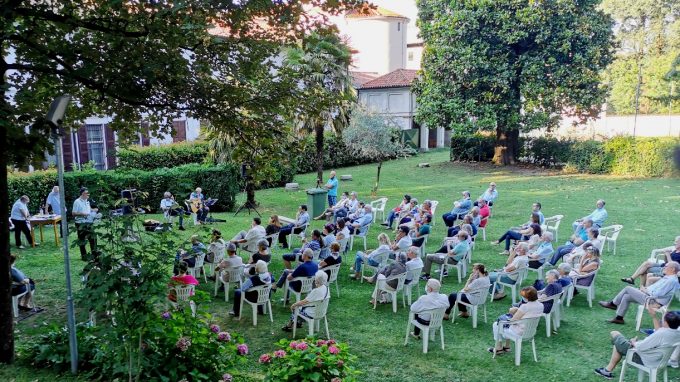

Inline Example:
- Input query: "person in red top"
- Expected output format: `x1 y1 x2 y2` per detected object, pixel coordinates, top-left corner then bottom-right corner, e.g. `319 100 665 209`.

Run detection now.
478 199 490 228
167 261 199 302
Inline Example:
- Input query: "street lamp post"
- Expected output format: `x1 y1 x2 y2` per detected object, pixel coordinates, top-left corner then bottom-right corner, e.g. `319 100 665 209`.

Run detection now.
46 95 78 374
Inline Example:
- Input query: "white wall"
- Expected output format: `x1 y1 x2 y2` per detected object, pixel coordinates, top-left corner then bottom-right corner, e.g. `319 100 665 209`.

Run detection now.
345 17 407 75
553 114 680 139
406 45 423 70
358 87 414 129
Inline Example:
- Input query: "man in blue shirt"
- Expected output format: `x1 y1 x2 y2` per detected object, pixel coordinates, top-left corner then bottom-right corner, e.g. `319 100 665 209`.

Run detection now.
323 170 338 207
573 199 607 231
273 249 318 303
442 191 472 227
278 205 310 249
348 205 373 235
599 261 680 324
46 186 62 215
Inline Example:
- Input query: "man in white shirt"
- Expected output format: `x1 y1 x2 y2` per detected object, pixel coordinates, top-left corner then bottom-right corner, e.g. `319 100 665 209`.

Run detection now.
404 246 424 285
595 310 680 379
160 191 186 230
391 226 413 254
231 217 267 253
72 188 98 260
409 278 449 339
10 195 35 248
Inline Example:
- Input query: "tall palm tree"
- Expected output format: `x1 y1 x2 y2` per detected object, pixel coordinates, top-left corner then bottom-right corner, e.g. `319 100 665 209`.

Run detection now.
284 31 356 182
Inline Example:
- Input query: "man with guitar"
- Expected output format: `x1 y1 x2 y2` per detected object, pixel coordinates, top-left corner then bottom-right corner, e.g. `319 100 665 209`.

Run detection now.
189 187 209 224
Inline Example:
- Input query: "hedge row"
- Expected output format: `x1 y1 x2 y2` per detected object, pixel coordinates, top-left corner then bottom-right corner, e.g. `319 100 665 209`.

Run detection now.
117 141 210 171
450 135 680 177
7 163 240 214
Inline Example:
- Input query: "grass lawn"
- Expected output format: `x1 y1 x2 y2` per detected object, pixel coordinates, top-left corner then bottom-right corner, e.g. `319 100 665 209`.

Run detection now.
2 148 680 382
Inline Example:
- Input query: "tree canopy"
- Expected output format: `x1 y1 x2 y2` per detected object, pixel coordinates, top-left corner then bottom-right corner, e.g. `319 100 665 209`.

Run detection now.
414 0 615 164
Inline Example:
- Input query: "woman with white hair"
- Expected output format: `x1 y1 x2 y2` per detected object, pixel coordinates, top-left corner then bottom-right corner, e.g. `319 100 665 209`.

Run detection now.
408 278 449 339
159 191 186 231
351 232 392 280
229 260 271 318
537 269 563 314
282 270 330 332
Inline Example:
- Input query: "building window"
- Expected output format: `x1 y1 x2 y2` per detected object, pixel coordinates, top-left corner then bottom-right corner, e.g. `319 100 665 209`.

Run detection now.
397 22 401 31
408 51 414 61
85 124 106 170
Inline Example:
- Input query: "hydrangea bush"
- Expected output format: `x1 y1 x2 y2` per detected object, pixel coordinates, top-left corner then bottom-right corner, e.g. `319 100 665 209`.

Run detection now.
260 338 359 382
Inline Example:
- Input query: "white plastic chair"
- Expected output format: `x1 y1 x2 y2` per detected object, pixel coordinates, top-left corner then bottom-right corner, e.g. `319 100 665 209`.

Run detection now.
618 342 679 382
567 269 599 307
187 253 207 283
174 285 196 316
493 317 541 366
12 288 29 318
634 291 678 331
479 216 489 241
650 246 675 263
402 266 424 307
404 308 446 354
437 247 471 284
412 233 429 258
370 197 388 222
264 232 279 250
360 250 390 283
238 284 273 326
293 297 331 338
184 200 198 226
599 224 623 255
337 237 349 255
325 264 342 297
527 260 549 281
491 266 528 304
373 272 408 313
429 200 439 226
283 276 315 306
214 265 244 302
451 286 489 329
543 215 564 243
349 223 372 251
289 223 309 248
204 247 225 277
540 292 563 337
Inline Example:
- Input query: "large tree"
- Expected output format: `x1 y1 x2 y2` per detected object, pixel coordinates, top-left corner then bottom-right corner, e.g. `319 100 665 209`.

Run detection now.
414 0 615 164
284 31 355 182
0 0 362 364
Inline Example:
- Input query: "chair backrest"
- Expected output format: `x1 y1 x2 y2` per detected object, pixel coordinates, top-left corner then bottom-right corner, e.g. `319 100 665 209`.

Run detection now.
545 215 564 231
292 276 315 294
430 200 439 216
175 285 195 302
337 237 349 253
541 292 563 314
265 232 279 243
602 225 623 241
358 222 372 237
406 266 423 286
226 265 245 284
650 246 674 262
466 285 490 305
519 317 541 340
574 269 599 287
312 249 321 262
370 198 388 212
247 284 272 304
308 297 331 319
325 264 341 283
193 253 206 268
421 308 447 330
390 272 408 292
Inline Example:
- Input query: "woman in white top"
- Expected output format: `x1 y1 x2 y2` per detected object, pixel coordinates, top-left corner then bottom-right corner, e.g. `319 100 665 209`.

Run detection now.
282 271 329 331
445 263 491 320
489 286 543 355
206 229 226 264
351 232 392 280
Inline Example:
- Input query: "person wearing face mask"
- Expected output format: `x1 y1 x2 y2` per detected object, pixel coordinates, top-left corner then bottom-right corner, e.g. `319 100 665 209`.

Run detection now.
231 217 266 253
408 278 449 339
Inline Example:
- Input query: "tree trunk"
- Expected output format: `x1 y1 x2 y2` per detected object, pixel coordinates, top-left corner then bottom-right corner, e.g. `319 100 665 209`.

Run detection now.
372 161 382 196
315 124 324 185
492 128 519 165
0 71 14 363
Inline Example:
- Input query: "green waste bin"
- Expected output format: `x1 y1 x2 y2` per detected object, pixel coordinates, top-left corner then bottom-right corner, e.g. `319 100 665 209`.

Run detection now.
306 188 328 218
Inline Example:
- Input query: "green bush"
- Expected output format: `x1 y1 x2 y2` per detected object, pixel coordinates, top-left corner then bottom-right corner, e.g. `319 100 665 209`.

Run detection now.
7 164 240 213
604 136 678 177
521 137 574 167
449 134 496 162
117 141 210 171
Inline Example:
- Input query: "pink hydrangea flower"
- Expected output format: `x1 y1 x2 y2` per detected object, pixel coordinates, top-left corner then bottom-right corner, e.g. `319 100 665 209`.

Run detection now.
273 350 287 358
237 344 249 355
217 332 231 342
327 339 336 345
222 374 233 382
259 353 272 364
289 341 298 349
175 337 191 352
210 324 220 333
296 342 308 351
316 339 327 347
328 345 339 355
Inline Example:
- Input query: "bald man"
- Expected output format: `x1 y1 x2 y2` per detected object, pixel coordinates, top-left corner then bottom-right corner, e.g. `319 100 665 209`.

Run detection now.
324 170 338 207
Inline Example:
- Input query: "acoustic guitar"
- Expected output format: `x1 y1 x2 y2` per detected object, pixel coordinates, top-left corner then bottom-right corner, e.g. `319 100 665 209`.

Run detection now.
189 198 203 214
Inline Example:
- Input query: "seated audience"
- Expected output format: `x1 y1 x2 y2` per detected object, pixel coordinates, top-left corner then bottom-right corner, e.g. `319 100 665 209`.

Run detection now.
569 245 601 283
159 191 187 230
599 262 680 325
390 226 413 256
448 215 477 238
368 253 408 303
534 263 572 290
347 205 373 235
621 236 680 286
265 214 283 240
410 214 432 248
492 221 541 255
351 233 392 280
527 232 554 269
445 263 491 320
334 192 359 221
335 218 350 242
217 243 244 283
281 271 330 332
442 191 472 227
396 198 419 226
314 191 350 221
167 261 199 302
549 221 595 265
382 194 412 230
319 224 336 260
489 243 530 300
278 205 310 249
282 229 323 269
231 217 266 253
408 279 449 339
347 201 366 222
573 199 607 231
536 270 563 314
273 249 318 304
420 231 470 280
594 311 680 380
173 235 206 274
245 240 271 275
229 260 272 317
476 182 498 207
319 242 343 277
488 286 543 355
206 229 226 264
403 246 424 284
10 254 35 311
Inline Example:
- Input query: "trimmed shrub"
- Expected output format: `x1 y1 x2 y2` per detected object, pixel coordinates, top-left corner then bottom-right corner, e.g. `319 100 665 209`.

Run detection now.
521 137 574 168
604 136 678 177
117 141 210 171
450 134 496 162
8 164 240 213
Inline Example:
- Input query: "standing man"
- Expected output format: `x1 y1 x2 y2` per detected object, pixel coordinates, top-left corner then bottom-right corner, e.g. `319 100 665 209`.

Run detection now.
72 187 98 261
10 195 35 249
46 186 62 215
323 170 338 208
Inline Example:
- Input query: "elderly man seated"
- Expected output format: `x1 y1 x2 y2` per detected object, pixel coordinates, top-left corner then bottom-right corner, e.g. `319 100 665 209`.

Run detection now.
489 242 530 300
420 231 470 280
621 235 680 286
527 232 554 270
476 182 498 207
231 217 266 253
272 248 318 304
573 199 607 231
549 220 595 265
442 191 472 227
599 261 680 325
408 278 449 339
594 311 680 380
368 253 408 304
347 205 373 235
